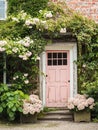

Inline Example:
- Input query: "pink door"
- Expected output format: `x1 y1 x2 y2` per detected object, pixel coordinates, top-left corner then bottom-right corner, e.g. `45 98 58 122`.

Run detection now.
46 51 70 107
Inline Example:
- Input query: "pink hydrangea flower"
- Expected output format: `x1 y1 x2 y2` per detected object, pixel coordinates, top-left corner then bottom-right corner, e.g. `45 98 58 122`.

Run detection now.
23 94 42 115
67 94 95 112
87 97 94 105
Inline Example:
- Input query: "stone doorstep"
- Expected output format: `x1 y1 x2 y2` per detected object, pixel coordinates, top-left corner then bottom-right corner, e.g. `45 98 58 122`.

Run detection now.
38 114 73 121
38 109 73 121
46 110 72 115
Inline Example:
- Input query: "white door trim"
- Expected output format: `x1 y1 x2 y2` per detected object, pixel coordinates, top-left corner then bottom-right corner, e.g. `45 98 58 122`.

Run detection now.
40 42 77 107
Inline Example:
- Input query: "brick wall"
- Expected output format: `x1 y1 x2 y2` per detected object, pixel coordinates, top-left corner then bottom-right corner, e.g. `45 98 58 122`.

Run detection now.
52 0 98 23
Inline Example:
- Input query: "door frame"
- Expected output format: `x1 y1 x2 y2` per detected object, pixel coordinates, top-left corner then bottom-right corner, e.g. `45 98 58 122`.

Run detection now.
40 42 77 107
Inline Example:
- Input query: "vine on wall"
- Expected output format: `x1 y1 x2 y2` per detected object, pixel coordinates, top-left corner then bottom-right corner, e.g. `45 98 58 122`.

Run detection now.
0 0 98 121
0 0 98 98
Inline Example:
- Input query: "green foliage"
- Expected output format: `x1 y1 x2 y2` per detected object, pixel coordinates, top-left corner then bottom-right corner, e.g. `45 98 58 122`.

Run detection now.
68 13 96 44
0 84 8 94
78 43 98 92
93 118 98 122
7 0 49 17
11 72 32 93
0 84 28 121
82 86 98 119
0 18 30 39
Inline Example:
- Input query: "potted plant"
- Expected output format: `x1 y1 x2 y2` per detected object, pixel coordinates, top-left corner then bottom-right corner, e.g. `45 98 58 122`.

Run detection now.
67 94 95 122
20 94 43 123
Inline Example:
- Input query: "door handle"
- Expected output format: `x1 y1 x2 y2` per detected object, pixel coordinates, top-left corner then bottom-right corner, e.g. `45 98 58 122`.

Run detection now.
68 80 70 82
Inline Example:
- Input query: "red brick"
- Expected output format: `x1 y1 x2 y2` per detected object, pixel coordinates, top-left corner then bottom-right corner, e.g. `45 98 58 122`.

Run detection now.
51 0 98 22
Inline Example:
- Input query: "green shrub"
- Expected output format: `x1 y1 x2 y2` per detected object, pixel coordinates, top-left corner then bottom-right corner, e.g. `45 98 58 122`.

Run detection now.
0 84 28 121
83 84 98 119
7 0 49 16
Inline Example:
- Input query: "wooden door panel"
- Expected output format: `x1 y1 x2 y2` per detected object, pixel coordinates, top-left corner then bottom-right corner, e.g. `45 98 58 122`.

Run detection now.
60 69 68 82
46 51 70 107
48 69 56 82
48 86 55 103
60 86 68 102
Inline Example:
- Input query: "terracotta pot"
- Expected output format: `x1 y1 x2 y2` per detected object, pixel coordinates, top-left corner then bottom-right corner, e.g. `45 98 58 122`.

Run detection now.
74 110 91 122
20 113 37 123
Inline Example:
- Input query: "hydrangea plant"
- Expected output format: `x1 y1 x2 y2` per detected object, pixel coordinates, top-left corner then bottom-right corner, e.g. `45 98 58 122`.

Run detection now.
67 94 95 112
23 94 43 115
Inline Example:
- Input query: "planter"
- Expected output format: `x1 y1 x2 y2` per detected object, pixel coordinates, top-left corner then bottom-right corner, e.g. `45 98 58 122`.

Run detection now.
74 110 91 122
20 113 37 123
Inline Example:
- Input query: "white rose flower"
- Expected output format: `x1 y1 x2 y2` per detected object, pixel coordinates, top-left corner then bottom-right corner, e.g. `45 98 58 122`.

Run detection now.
0 40 7 46
13 77 16 80
25 36 30 41
19 55 23 58
23 56 28 60
45 11 53 18
39 10 42 13
32 18 40 24
36 56 40 60
40 20 47 24
60 28 66 34
0 47 5 52
24 73 28 77
16 76 19 78
24 42 30 47
25 20 32 26
12 17 19 22
26 51 32 57
12 47 18 53
30 40 34 44
24 80 29 84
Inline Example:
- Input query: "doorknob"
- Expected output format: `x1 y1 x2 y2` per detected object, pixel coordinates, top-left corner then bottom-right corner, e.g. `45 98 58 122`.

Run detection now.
68 80 70 82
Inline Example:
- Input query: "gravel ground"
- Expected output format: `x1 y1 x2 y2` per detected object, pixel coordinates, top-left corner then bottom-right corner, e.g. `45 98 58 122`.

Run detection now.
0 121 98 130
